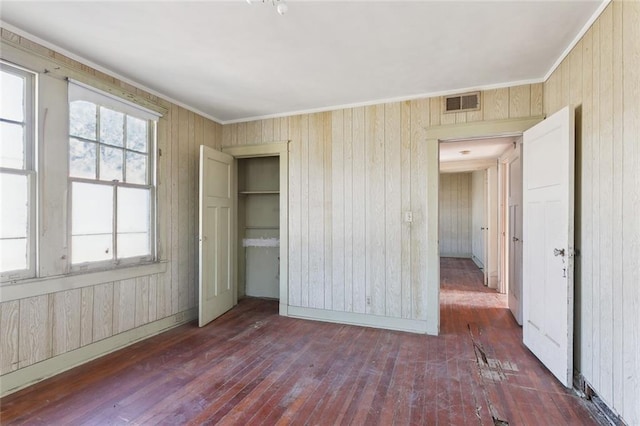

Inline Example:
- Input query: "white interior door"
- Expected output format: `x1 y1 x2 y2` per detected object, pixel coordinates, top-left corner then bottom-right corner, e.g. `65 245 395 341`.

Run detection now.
199 146 235 327
522 106 575 387
508 151 523 325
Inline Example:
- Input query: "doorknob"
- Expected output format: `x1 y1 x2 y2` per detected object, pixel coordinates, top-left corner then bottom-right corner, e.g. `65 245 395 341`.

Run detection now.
553 248 565 257
512 237 520 242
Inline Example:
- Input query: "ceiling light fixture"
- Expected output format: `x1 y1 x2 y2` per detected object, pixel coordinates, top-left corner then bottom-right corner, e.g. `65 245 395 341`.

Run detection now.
246 0 288 16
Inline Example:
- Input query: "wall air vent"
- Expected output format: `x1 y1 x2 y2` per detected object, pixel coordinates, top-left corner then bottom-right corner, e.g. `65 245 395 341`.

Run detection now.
444 92 481 113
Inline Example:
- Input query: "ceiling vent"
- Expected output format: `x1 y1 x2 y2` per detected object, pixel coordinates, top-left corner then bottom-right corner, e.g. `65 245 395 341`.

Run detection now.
444 92 480 113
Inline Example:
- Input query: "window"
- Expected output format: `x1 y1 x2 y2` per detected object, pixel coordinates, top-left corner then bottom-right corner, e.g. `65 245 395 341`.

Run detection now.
68 81 158 269
0 63 36 280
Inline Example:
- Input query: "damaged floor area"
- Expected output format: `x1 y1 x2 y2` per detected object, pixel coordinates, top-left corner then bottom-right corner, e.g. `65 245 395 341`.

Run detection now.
1 258 602 425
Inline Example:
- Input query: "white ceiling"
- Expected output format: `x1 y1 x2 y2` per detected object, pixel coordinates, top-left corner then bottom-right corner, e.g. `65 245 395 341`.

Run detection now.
440 136 517 163
0 1 603 123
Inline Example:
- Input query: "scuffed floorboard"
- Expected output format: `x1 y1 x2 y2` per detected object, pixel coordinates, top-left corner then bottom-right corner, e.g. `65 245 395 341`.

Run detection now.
1 258 603 425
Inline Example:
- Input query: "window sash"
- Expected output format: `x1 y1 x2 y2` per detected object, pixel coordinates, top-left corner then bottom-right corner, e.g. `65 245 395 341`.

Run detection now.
69 177 155 270
0 62 36 282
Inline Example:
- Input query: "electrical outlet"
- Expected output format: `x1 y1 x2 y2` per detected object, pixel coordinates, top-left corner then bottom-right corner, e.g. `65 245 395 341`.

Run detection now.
174 312 186 323
366 297 371 306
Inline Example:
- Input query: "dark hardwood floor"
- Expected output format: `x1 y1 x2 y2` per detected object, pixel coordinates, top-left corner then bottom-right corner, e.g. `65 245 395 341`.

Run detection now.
1 258 603 425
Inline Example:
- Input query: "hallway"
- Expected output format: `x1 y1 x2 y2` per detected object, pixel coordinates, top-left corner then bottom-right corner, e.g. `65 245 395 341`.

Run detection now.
1 258 602 424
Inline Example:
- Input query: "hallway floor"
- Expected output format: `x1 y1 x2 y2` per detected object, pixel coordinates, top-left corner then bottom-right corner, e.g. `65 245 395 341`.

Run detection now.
1 258 603 425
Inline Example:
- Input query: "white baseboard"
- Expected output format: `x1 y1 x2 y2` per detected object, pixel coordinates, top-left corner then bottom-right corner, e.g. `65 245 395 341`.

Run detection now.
0 308 197 398
287 306 429 334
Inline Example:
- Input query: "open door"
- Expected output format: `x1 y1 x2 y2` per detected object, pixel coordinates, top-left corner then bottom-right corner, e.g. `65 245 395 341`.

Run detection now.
522 105 575 387
199 145 235 327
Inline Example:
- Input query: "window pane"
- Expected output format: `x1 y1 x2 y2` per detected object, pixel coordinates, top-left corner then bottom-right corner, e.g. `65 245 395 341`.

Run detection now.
126 151 147 184
100 146 123 181
118 233 149 259
0 70 25 122
0 173 28 239
69 101 97 140
117 187 149 233
69 138 97 179
72 182 113 264
1 122 24 169
117 187 150 258
72 235 112 263
0 238 27 273
0 173 28 272
100 107 124 147
126 116 147 152
72 182 113 235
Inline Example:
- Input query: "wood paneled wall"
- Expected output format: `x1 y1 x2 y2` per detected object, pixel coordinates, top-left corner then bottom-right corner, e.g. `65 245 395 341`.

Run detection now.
439 173 472 257
0 30 222 380
543 1 639 424
221 84 542 321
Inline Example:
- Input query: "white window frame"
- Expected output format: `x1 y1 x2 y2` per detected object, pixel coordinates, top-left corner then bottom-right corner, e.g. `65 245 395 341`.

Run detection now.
0 62 37 282
67 80 159 272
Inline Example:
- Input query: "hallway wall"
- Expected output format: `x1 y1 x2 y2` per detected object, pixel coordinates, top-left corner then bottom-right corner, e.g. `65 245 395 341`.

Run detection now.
439 173 472 258
543 1 640 423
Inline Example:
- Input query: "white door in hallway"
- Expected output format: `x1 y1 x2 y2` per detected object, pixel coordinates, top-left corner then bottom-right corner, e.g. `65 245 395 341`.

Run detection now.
522 105 575 387
199 146 235 327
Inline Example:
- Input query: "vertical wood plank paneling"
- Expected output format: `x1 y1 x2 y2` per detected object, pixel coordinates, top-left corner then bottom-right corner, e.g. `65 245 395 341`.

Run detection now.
308 113 324 309
288 115 302 306
343 109 354 312
331 109 345 311
400 101 412 318
92 282 113 342
352 107 367 313
508 85 531 118
544 3 640 422
148 274 157 322
622 1 640 423
410 99 429 320
530 83 543 116
365 105 386 316
610 0 624 411
590 17 601 394
309 113 325 309
170 105 180 315
0 301 20 375
439 173 472 257
262 118 274 142
157 113 169 263
300 114 310 308
18 295 50 368
580 28 594 382
237 122 247 146
157 103 170 321
178 107 190 312
135 276 150 328
460 174 472 255
440 174 451 255
188 113 198 310
385 102 402 318
429 98 440 127
80 287 93 346
323 112 333 309
52 289 81 356
113 280 136 334
483 88 509 120
246 121 262 144
597 5 614 405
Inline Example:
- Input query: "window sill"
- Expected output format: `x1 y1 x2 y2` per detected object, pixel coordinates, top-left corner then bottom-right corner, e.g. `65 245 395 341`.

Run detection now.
0 261 168 303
